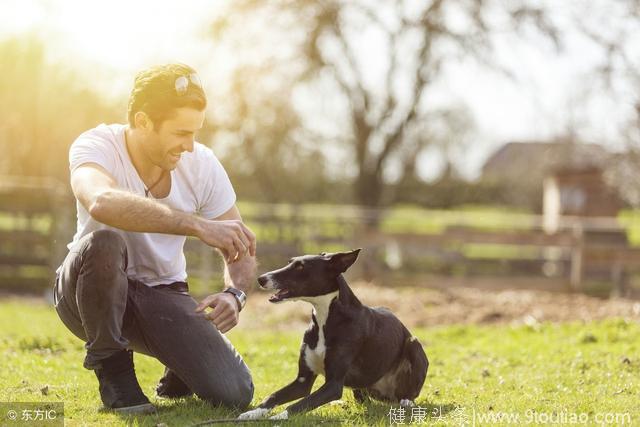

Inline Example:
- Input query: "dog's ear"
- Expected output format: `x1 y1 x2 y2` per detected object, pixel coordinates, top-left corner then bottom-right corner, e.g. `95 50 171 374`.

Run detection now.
329 249 361 273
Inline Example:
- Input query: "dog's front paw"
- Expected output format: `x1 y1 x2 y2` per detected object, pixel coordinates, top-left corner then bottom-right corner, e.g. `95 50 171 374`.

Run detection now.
399 399 415 407
238 407 270 420
269 410 289 420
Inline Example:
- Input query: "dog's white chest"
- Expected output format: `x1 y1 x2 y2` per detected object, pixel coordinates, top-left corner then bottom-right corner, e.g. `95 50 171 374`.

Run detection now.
301 292 337 376
304 331 326 375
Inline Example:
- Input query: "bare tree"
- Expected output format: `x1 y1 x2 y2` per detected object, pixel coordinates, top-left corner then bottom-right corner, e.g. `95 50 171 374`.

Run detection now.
211 0 561 208
575 1 640 205
205 65 330 202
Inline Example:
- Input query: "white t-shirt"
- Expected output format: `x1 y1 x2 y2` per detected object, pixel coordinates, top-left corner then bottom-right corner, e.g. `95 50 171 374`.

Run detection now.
63 123 236 286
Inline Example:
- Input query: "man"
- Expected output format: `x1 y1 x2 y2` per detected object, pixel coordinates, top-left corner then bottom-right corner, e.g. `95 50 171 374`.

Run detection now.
52 63 257 414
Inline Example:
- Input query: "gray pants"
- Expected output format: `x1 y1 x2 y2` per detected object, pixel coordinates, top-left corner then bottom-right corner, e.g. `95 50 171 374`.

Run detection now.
53 229 254 409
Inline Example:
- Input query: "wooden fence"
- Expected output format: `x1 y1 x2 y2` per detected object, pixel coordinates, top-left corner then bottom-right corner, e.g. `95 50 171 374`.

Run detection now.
0 177 70 293
235 206 640 295
1 181 640 295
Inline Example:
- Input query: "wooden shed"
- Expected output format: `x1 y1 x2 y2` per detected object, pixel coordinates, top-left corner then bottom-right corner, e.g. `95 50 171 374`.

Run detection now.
543 166 624 233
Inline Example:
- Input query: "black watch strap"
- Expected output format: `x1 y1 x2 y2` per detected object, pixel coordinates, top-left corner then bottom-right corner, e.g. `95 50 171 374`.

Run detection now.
224 287 246 311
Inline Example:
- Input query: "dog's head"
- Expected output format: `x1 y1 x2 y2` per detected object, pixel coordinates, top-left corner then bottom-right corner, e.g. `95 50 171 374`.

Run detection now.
257 249 361 303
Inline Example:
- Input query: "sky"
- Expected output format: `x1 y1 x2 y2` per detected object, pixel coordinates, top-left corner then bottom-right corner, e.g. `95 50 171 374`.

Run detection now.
1 0 218 96
1 0 636 180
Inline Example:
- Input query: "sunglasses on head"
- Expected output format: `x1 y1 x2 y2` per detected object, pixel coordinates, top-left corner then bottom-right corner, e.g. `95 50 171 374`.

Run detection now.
174 73 203 95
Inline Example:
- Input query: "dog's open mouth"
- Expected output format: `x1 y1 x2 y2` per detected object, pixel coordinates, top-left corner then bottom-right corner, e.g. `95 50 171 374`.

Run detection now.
269 288 290 303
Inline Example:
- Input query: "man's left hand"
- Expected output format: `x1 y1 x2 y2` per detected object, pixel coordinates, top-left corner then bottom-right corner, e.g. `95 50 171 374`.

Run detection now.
195 292 240 333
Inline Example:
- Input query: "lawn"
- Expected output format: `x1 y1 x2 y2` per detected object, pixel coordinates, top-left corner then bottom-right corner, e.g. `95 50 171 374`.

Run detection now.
0 298 638 426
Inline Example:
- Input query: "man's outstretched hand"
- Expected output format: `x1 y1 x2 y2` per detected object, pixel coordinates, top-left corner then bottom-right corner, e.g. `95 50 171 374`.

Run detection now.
196 219 256 264
195 292 240 333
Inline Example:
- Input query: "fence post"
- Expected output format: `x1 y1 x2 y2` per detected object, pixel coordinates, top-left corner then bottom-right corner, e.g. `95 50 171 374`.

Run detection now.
51 190 73 274
569 221 584 291
610 254 627 297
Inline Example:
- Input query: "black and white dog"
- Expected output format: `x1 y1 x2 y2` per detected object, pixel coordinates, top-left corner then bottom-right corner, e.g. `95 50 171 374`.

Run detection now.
238 249 428 420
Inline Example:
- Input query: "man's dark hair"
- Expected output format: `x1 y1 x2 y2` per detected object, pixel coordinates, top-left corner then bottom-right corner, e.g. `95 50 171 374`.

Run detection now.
127 63 207 129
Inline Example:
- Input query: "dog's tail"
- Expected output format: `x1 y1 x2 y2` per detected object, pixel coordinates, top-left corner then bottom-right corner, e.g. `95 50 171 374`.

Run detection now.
400 336 429 400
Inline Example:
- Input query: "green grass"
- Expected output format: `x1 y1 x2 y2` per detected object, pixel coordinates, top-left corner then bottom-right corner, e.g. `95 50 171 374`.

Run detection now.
235 202 539 236
3 203 640 241
237 203 640 250
0 213 52 233
618 209 640 247
1 299 639 426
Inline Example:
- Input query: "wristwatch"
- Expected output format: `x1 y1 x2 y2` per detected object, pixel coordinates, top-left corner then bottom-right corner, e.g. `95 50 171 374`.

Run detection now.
224 287 247 311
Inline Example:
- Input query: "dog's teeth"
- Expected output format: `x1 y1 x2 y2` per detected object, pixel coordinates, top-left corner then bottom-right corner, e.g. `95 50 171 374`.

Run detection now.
268 288 290 303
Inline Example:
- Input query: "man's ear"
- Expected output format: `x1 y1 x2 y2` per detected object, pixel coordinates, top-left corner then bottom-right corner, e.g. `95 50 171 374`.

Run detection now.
134 111 154 132
329 249 361 273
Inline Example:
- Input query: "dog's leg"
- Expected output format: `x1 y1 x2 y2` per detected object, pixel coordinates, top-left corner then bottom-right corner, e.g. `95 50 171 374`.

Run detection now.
353 389 370 403
238 347 317 420
395 336 429 402
270 378 344 419
270 347 355 419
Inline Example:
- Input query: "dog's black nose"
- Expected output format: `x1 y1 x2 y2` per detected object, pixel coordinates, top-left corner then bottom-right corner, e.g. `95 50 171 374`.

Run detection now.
257 275 268 288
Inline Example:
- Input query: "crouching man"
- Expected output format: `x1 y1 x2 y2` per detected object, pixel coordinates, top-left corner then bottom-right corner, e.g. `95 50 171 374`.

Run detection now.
53 63 256 414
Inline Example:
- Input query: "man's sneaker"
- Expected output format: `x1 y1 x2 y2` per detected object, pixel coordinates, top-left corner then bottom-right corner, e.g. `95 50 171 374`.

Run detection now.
156 367 193 399
94 349 156 414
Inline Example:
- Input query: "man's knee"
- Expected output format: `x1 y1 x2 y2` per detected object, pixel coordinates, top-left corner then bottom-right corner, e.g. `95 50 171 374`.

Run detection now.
87 229 126 254
82 230 127 274
232 376 254 410
196 371 254 410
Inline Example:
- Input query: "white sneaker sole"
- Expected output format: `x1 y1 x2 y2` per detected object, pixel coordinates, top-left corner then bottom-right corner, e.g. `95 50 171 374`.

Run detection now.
101 402 157 415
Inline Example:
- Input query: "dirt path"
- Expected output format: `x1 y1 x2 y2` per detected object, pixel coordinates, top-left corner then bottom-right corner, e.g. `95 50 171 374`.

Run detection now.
3 281 639 330
242 281 640 330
